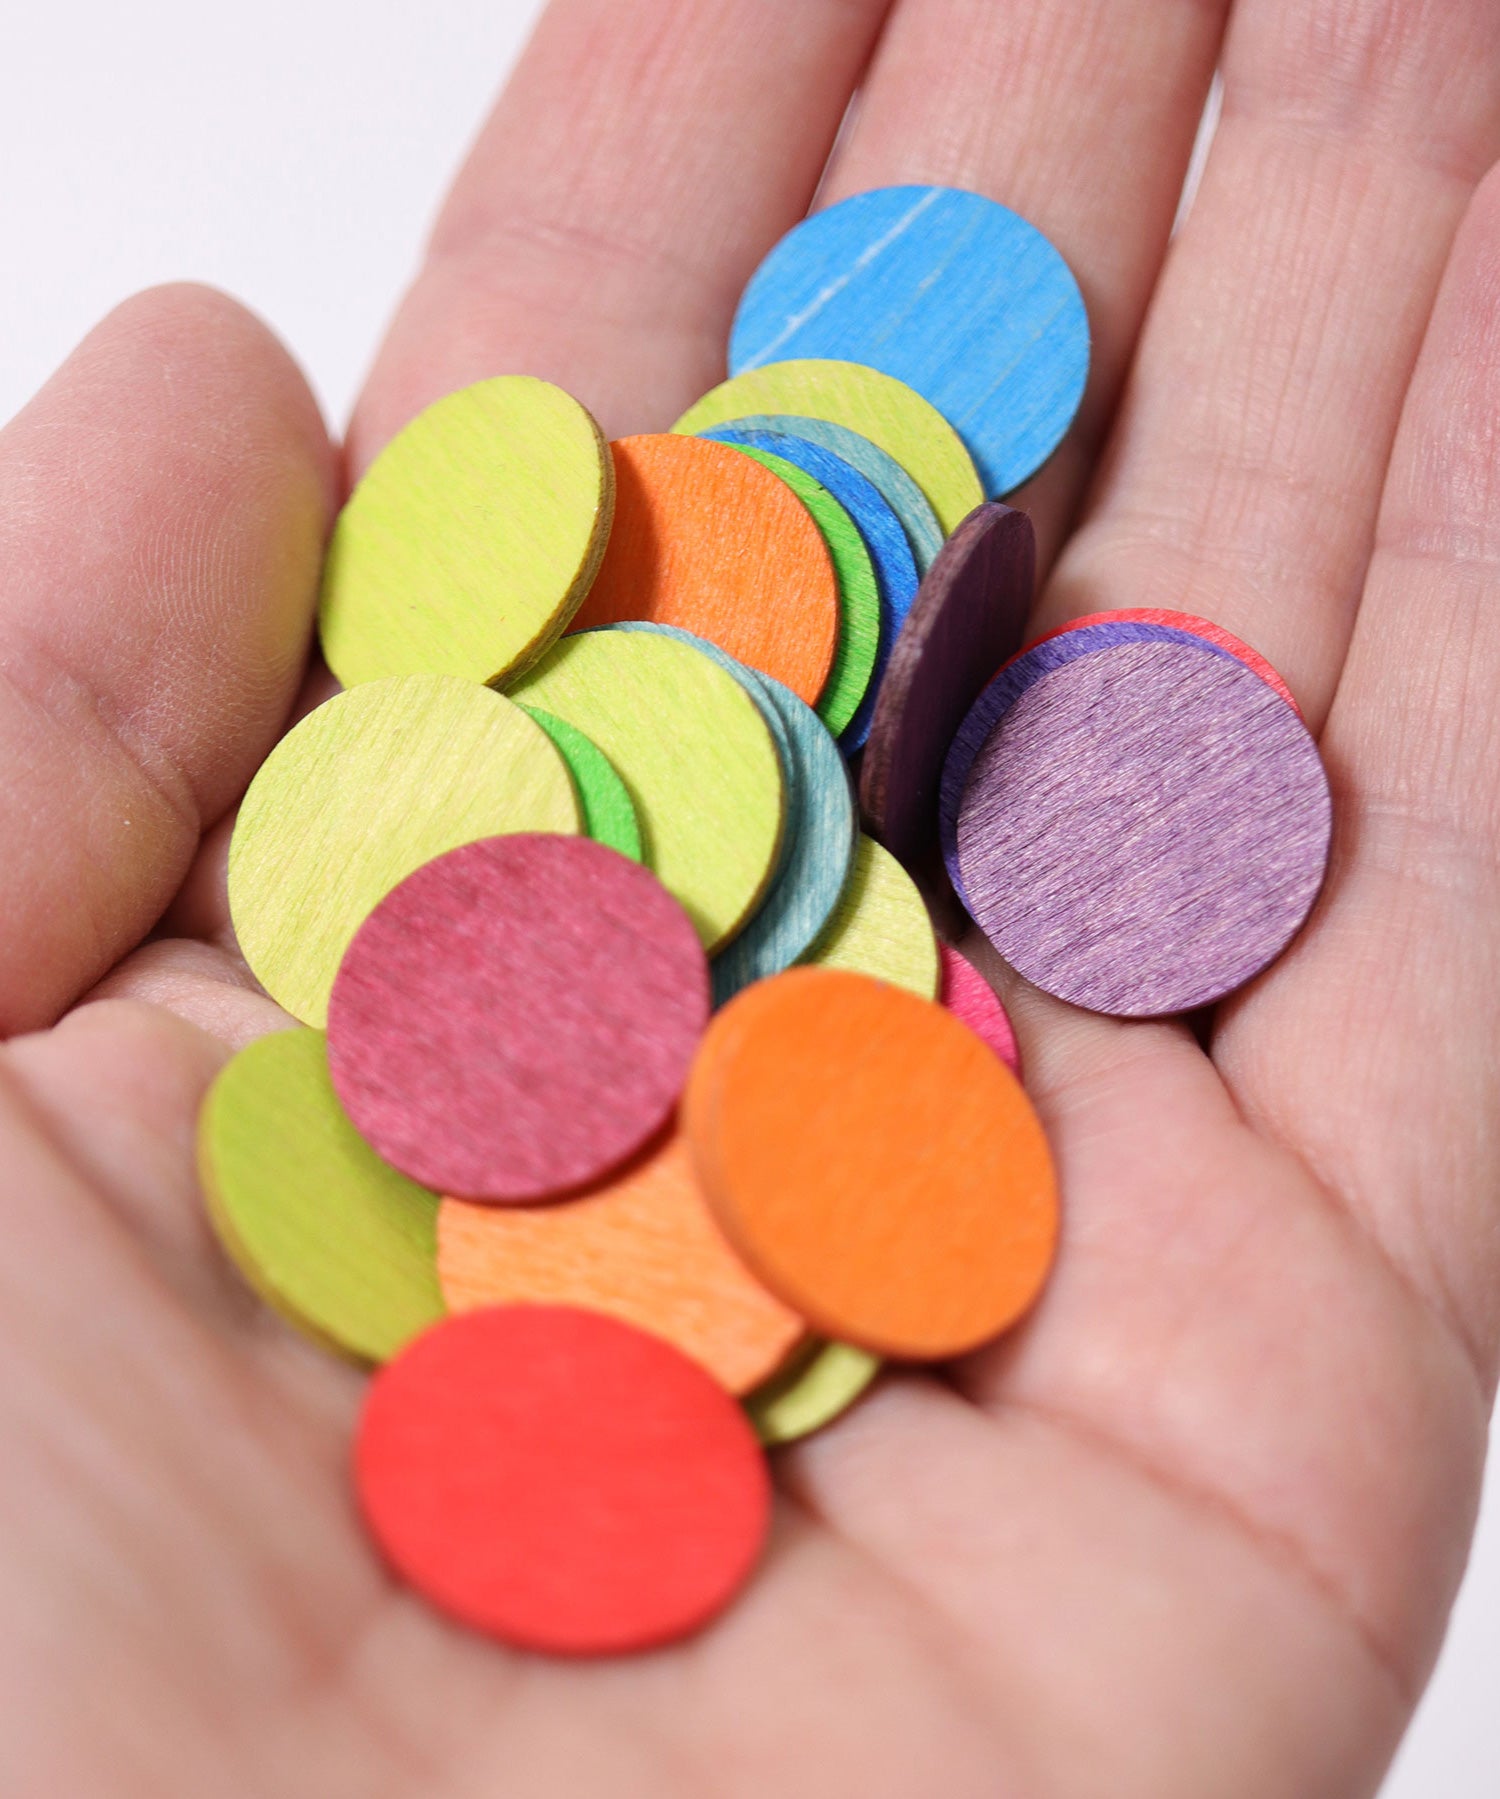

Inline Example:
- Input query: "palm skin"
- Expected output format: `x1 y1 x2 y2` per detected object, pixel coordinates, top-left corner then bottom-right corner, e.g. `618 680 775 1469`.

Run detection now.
5 1 1500 1793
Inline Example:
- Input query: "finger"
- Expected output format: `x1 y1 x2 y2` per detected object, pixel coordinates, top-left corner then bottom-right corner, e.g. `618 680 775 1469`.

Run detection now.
819 0 1232 560
1044 0 1500 724
352 0 894 468
0 284 336 1035
1214 162 1500 1378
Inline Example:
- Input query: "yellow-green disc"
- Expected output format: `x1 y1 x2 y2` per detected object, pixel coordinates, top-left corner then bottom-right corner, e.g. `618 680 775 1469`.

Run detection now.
801 832 939 997
745 1340 882 1447
198 1028 445 1364
509 629 784 951
519 705 643 862
319 376 614 687
229 673 579 1026
673 360 983 537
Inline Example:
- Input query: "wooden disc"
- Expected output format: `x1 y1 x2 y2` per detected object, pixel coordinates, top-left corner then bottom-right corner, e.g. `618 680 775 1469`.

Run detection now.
438 1129 806 1395
715 442 882 742
518 706 641 861
684 968 1058 1359
744 1340 881 1447
229 675 579 1027
956 639 1332 1015
1026 609 1301 716
712 670 858 1005
327 835 709 1201
198 1027 444 1364
730 187 1089 497
714 413 944 571
320 377 612 688
673 360 982 536
938 943 1020 1077
356 1306 771 1654
860 504 1035 871
567 434 837 706
509 629 785 951
801 833 938 999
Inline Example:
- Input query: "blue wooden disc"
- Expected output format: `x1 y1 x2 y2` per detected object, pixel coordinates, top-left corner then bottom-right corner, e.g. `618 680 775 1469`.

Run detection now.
703 427 919 750
712 671 857 1005
730 187 1090 498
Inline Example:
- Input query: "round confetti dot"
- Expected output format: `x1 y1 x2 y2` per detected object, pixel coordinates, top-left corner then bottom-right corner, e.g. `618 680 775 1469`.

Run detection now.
320 377 612 688
567 434 838 706
685 968 1057 1359
673 360 982 537
861 502 1035 873
327 834 710 1202
518 706 641 862
730 187 1089 497
198 1028 444 1364
438 1129 806 1395
715 413 944 572
802 833 938 999
956 639 1332 1016
712 669 857 1005
1028 608 1301 717
229 675 579 1027
940 619 1241 900
510 629 785 951
356 1307 771 1655
938 943 1020 1077
745 1340 881 1447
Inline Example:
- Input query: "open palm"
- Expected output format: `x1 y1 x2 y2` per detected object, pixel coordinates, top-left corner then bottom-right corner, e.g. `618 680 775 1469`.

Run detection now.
6 1 1500 1792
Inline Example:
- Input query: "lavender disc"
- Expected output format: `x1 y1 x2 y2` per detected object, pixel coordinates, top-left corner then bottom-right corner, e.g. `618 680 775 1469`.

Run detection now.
956 639 1331 1016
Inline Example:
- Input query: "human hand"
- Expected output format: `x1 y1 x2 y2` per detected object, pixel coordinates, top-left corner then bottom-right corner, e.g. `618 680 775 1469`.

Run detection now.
4 2 1500 1793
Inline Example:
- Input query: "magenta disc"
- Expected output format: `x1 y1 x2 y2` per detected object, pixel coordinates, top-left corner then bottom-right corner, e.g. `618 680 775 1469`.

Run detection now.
327 834 709 1201
955 639 1331 1016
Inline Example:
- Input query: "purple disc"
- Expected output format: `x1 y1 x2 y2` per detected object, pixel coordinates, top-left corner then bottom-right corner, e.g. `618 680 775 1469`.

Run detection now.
940 619 1240 899
955 639 1331 1017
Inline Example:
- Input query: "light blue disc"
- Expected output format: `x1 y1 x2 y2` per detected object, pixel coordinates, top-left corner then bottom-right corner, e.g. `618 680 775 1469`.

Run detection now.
703 427 919 752
713 412 943 572
711 670 857 1006
729 186 1090 498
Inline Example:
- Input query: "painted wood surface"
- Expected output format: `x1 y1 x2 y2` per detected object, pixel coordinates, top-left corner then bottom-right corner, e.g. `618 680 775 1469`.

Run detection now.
744 1339 881 1447
801 832 938 1000
519 705 642 861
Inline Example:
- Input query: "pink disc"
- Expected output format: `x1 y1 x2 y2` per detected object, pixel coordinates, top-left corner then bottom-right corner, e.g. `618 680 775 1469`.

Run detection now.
938 943 1020 1076
356 1307 771 1654
327 834 709 1201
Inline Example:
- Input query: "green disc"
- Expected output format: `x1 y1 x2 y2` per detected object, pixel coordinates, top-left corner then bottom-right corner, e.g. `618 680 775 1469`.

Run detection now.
519 706 642 862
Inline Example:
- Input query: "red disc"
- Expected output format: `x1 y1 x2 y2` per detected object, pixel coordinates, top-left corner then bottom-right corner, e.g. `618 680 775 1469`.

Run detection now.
938 943 1020 1077
326 834 709 1202
355 1307 771 1654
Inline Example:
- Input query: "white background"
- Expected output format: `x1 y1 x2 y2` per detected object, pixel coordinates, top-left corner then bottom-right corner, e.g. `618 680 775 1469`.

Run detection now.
2 5 1495 1790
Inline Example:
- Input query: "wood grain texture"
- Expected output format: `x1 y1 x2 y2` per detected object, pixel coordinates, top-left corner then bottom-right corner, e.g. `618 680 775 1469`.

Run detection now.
518 705 641 862
714 412 944 572
509 629 785 951
356 1307 770 1655
729 187 1089 498
566 434 837 706
672 360 982 537
712 669 857 1006
437 1129 806 1396
719 443 879 740
956 640 1332 1016
938 942 1020 1077
198 1027 444 1364
320 376 613 687
228 674 579 1027
705 428 918 751
684 967 1058 1359
326 835 710 1202
744 1339 881 1447
860 503 1035 872
801 833 938 999
939 620 1240 903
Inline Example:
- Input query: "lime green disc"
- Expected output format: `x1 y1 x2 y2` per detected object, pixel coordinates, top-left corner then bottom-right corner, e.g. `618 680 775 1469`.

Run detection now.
801 832 938 997
745 1340 882 1446
519 706 642 862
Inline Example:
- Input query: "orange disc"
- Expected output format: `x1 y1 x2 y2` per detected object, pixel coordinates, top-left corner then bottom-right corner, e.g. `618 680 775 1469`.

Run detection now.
568 434 839 706
437 1129 807 1395
684 968 1058 1360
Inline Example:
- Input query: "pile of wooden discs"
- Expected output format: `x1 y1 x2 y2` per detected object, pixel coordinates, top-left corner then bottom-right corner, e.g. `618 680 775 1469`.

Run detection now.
199 185 1329 1655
